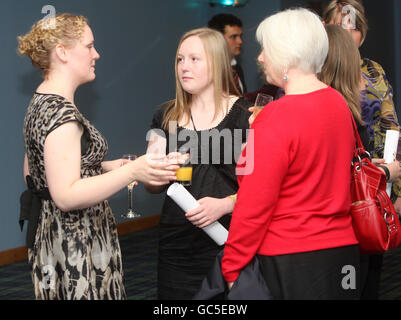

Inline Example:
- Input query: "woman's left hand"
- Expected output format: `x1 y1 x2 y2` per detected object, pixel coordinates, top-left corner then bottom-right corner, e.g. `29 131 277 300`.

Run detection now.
373 158 401 182
185 197 233 228
372 158 385 165
385 160 401 182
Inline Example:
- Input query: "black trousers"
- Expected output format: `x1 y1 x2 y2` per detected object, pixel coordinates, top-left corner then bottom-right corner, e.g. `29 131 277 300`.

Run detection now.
258 245 361 300
360 253 383 300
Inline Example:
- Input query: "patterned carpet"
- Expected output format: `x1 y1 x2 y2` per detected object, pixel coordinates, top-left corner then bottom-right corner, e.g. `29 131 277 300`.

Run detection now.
0 227 159 300
1 226 401 300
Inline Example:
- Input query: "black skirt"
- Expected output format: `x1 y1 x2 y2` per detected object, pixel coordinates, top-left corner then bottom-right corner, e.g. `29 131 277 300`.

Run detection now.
258 245 361 300
157 223 224 300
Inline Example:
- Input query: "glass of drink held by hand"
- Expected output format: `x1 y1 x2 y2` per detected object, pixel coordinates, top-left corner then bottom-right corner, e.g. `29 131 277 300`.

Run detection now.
121 154 141 219
249 93 274 126
253 93 274 117
176 149 192 187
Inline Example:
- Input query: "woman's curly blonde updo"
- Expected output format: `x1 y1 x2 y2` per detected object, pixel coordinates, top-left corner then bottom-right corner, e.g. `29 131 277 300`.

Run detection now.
17 13 88 77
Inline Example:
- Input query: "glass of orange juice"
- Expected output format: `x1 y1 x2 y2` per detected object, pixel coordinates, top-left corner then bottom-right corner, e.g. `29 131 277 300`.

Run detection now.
176 149 192 186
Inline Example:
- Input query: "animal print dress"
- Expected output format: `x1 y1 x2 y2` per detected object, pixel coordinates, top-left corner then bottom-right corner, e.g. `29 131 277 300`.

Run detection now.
23 93 126 300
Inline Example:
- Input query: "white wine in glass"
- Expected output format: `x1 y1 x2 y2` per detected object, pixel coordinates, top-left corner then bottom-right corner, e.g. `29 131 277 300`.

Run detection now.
121 154 141 219
253 93 273 117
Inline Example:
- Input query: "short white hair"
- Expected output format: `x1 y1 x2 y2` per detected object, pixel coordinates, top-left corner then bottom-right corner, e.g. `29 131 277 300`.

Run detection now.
256 8 328 75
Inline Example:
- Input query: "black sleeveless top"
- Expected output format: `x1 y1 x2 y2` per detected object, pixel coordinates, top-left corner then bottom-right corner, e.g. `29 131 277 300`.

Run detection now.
150 97 252 225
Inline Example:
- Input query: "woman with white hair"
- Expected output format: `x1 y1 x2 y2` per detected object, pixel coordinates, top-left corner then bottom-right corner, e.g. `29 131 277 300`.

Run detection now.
221 8 360 299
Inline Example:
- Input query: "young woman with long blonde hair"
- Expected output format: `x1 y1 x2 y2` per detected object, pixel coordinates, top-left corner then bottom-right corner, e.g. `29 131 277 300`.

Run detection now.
145 28 252 299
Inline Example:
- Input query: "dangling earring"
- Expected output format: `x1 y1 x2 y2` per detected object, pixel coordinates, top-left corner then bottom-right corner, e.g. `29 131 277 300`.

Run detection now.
283 69 289 82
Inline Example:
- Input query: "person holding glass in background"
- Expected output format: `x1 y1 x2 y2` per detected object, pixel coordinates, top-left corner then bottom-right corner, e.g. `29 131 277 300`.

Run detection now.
145 28 252 299
323 0 401 210
222 8 361 299
319 25 401 184
18 14 180 300
323 0 401 299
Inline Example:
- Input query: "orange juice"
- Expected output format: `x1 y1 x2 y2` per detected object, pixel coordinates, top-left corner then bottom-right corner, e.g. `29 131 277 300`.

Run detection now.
176 167 193 186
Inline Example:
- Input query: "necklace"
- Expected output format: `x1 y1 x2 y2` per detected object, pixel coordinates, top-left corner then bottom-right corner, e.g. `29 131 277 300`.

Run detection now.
190 114 198 132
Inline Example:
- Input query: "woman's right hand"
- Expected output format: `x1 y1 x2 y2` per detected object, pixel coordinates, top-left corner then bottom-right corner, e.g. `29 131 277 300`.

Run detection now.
248 106 263 126
129 153 183 186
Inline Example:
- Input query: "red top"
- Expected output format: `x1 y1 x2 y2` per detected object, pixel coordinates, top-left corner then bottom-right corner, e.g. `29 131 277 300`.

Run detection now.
222 87 358 282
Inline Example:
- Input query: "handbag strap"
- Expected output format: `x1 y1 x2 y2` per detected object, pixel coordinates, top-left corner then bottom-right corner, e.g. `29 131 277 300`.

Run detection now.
349 113 366 157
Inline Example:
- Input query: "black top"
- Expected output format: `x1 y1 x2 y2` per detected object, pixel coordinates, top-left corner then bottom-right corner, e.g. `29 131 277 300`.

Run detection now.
150 97 252 224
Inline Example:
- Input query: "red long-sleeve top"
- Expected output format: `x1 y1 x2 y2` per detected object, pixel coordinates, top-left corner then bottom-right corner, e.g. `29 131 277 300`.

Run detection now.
222 87 358 282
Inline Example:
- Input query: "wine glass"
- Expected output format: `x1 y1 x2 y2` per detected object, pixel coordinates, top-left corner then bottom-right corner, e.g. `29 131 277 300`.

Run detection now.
249 93 274 125
254 93 273 114
121 154 141 219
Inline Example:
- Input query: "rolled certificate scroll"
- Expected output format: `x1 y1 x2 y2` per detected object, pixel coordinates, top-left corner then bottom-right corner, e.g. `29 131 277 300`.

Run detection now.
383 130 400 196
167 183 229 245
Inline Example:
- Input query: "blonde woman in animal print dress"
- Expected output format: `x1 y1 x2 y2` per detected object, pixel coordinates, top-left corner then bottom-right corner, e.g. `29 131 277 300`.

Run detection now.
18 14 181 300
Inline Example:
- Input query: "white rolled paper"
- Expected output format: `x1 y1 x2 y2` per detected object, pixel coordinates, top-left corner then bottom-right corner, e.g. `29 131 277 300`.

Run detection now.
383 130 400 196
167 183 229 246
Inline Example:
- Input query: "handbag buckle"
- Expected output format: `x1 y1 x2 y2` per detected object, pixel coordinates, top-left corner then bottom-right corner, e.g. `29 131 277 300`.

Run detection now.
352 155 362 172
384 211 397 233
384 211 394 224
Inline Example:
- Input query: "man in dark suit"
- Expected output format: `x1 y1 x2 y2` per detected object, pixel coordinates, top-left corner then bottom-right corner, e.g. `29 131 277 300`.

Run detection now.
208 13 247 94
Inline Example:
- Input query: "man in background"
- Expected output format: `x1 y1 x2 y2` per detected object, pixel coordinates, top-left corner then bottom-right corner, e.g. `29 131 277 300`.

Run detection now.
208 13 247 94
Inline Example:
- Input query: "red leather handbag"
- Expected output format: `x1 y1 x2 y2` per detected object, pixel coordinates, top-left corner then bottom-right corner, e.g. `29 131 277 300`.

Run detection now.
350 117 401 254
